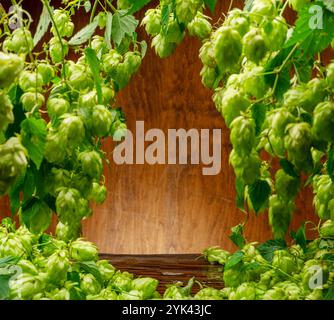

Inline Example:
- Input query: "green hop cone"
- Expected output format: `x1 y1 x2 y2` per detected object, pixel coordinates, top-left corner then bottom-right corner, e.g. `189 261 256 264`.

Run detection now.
59 114 85 147
0 90 14 132
124 51 142 75
312 102 334 142
175 0 203 25
80 274 101 296
0 233 28 258
203 247 230 265
102 49 122 74
269 108 295 137
18 71 43 92
214 26 242 72
0 137 28 196
288 0 310 12
97 260 116 283
5 28 33 54
37 63 55 85
199 40 216 68
56 188 83 224
91 35 108 56
284 123 313 171
131 277 159 299
194 287 224 300
250 0 277 23
225 9 250 36
117 0 131 9
70 238 99 261
313 175 334 220
243 29 267 64
165 20 185 44
9 273 44 300
91 105 114 137
263 17 288 51
241 66 267 99
47 97 70 119
187 12 212 39
275 169 300 200
46 249 70 284
200 65 218 89
229 150 261 185
319 220 334 239
230 115 256 155
231 282 258 300
151 34 176 58
272 250 299 275
89 182 107 204
219 87 250 127
17 259 39 275
51 9 74 37
20 92 45 112
78 150 103 179
49 37 69 64
0 52 24 89
55 221 82 242
141 9 162 36
269 195 294 240
44 130 66 164
110 271 133 292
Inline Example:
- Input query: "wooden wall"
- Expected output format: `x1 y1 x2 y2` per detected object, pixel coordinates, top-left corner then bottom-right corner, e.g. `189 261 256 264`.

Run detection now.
0 0 322 254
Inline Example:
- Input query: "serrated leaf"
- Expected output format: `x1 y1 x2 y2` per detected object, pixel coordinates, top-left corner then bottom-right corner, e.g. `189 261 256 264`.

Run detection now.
78 261 103 285
290 223 307 249
127 0 152 14
241 261 261 272
293 57 313 83
322 0 334 12
33 4 51 47
67 271 81 284
224 251 244 270
111 12 138 46
104 12 113 49
251 103 267 136
257 239 287 262
85 48 103 105
0 256 20 268
229 224 246 249
20 118 47 169
236 177 246 212
21 199 52 234
280 158 300 178
9 171 26 215
284 5 334 56
69 20 98 46
140 40 147 58
204 0 217 13
248 179 271 214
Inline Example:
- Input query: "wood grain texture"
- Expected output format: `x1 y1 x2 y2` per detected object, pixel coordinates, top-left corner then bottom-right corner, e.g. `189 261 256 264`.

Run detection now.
0 0 323 254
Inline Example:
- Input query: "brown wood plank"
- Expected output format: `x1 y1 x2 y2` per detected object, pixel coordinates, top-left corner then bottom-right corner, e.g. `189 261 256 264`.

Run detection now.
100 254 224 294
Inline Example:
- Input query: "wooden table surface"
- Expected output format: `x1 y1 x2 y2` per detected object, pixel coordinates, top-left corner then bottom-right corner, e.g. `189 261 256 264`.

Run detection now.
101 254 224 294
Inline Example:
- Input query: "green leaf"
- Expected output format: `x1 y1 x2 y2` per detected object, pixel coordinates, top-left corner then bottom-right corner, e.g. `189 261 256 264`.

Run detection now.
204 0 217 13
257 239 287 262
67 271 81 284
20 118 47 170
244 0 255 11
104 12 113 49
33 4 51 47
0 274 11 300
21 199 52 234
241 261 261 272
248 179 271 214
84 0 91 12
9 171 25 215
224 251 244 270
140 40 147 58
0 256 20 268
78 261 103 285
161 4 170 36
284 5 334 56
251 103 267 136
127 0 152 14
68 20 98 46
229 224 246 249
290 223 307 249
85 48 103 105
327 145 334 182
325 282 334 300
280 158 300 178
322 0 334 12
235 177 246 212
293 57 313 83
111 11 138 46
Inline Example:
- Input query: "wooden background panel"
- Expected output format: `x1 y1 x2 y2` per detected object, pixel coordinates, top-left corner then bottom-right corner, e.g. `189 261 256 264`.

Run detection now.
0 0 320 254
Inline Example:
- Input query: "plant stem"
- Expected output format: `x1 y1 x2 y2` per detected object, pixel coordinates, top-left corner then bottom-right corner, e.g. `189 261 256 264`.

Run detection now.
105 0 118 12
